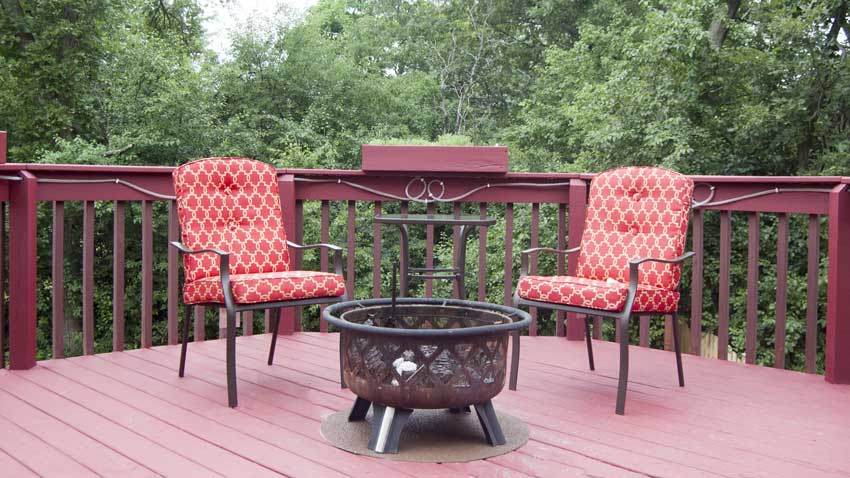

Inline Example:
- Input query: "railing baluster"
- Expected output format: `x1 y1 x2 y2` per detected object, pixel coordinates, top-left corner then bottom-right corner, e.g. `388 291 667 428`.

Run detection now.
639 314 649 347
372 201 382 300
400 201 408 295
453 202 461 298
690 209 704 355
294 200 303 331
718 210 731 360
775 213 789 369
806 214 820 373
320 200 330 332
83 201 95 355
346 200 356 299
167 201 178 345
52 202 64 358
664 314 673 351
426 202 435 297
141 200 153 348
529 203 539 336
478 202 488 302
503 203 513 306
242 311 252 336
194 306 205 341
556 203 566 337
746 212 759 364
113 202 125 351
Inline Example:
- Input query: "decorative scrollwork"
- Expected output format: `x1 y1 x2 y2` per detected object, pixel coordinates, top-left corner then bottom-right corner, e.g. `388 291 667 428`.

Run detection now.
692 184 833 209
296 176 572 204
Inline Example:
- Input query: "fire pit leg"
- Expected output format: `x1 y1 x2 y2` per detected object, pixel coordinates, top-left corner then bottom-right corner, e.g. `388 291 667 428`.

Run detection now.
368 404 413 454
348 397 372 421
473 400 506 446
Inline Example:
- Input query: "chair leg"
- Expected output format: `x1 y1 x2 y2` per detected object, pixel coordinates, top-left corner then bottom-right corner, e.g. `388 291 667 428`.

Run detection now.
615 314 630 415
671 312 685 387
179 304 191 377
268 309 281 366
509 330 520 390
584 315 595 371
225 308 238 408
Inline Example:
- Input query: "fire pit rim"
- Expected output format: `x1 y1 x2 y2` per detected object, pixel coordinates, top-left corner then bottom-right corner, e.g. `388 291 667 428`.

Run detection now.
322 297 531 338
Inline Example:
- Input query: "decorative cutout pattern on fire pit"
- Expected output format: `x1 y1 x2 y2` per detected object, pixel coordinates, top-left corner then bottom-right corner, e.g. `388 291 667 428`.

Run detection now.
339 306 509 409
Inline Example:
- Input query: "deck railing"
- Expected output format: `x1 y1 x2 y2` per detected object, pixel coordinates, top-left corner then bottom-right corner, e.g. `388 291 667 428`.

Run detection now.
0 142 848 384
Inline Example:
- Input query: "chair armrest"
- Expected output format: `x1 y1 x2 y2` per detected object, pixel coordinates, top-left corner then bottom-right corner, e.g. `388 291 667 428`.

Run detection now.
169 241 230 258
170 241 235 306
286 240 344 276
520 246 581 276
623 252 695 311
629 251 695 267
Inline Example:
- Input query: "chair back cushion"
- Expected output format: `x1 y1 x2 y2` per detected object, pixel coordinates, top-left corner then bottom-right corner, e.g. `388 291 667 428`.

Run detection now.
173 157 290 282
576 167 694 291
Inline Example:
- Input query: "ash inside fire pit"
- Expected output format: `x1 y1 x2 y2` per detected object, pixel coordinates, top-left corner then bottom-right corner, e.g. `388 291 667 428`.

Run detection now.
324 298 530 454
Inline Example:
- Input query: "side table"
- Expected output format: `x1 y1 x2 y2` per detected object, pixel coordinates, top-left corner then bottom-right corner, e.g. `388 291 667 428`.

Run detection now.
373 214 496 298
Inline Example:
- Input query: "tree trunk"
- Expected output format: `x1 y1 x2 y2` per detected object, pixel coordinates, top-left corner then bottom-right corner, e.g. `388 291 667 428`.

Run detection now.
1 0 35 49
709 0 741 50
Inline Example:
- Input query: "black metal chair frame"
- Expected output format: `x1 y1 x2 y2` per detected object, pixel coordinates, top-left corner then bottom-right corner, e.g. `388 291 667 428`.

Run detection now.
171 239 347 408
513 246 694 415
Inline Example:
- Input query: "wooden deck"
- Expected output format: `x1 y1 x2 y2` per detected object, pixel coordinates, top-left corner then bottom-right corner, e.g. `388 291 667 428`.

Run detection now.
1 333 849 478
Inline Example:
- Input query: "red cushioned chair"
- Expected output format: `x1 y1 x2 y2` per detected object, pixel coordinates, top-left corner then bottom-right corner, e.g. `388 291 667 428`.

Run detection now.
172 157 347 408
514 166 694 415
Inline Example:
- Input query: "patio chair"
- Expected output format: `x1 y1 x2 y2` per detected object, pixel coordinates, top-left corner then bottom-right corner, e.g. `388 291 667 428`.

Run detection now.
171 157 347 408
514 166 694 415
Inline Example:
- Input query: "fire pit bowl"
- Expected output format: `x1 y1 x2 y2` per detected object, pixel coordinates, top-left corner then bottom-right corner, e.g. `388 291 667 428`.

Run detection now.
323 297 530 454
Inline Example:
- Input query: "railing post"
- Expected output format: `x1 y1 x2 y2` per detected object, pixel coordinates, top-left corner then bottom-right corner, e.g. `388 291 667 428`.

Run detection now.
826 183 850 383
277 174 297 334
566 178 588 340
9 171 38 369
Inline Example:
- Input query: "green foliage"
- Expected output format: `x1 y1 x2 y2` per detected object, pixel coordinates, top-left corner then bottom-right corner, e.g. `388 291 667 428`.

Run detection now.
368 134 477 146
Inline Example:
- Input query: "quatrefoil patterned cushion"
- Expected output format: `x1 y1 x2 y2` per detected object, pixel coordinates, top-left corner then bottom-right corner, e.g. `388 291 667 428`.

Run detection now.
173 157 345 305
518 166 693 312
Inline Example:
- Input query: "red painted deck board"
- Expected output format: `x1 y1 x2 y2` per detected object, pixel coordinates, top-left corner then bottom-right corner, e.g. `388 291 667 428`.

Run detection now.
1 334 849 478
0 387 155 477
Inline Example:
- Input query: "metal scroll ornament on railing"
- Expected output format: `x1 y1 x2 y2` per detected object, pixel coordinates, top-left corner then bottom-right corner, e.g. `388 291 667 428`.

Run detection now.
296 176 572 204
691 183 834 208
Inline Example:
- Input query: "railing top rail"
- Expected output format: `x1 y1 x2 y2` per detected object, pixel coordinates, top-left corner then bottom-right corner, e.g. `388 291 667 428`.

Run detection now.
0 163 175 174
576 172 848 184
0 163 845 183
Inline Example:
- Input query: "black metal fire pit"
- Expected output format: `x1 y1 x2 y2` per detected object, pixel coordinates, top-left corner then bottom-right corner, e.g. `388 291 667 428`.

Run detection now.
323 297 530 454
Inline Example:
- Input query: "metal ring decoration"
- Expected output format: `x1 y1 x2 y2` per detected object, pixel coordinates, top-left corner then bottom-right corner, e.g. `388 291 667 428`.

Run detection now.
691 183 716 208
404 177 427 201
426 179 446 201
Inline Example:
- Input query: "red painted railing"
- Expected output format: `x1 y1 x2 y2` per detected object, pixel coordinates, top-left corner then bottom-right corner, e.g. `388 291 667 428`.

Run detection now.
0 134 847 384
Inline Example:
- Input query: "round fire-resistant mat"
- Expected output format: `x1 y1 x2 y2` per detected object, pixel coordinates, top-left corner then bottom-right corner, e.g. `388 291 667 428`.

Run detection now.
320 407 529 462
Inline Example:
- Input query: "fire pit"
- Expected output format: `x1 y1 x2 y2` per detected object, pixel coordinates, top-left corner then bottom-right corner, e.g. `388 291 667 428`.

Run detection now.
323 297 530 454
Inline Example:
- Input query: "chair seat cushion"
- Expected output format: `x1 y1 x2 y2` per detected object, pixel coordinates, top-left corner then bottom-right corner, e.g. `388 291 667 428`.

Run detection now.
517 275 679 313
184 270 345 305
